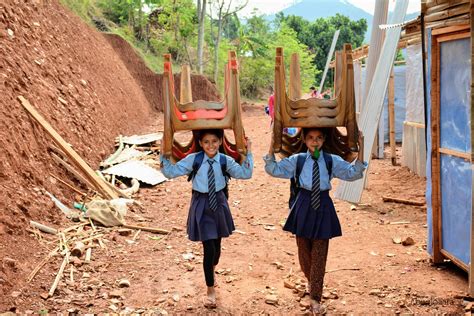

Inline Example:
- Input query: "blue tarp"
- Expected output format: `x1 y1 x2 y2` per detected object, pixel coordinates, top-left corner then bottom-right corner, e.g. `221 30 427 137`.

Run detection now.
426 34 471 266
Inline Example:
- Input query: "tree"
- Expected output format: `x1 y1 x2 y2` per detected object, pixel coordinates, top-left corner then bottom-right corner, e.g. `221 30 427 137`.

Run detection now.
208 0 248 84
196 0 207 74
277 13 367 87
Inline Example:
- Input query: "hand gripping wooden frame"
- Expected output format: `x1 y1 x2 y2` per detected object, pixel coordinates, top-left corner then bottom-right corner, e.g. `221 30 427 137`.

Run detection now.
161 51 247 163
273 44 359 157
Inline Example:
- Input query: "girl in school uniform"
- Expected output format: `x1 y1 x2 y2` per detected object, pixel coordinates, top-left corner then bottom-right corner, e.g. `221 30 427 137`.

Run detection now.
263 128 365 315
160 129 253 309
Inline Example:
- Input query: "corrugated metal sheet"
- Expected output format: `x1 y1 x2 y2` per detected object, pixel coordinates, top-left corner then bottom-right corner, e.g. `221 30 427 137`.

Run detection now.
335 0 408 203
120 132 163 145
102 160 167 186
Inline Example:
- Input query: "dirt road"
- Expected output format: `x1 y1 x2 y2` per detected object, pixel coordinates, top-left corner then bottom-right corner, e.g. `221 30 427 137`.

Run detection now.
4 106 467 314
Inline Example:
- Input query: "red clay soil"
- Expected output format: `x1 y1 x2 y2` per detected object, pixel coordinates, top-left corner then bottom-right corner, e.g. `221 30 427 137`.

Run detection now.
1 106 468 314
0 0 222 305
0 0 158 298
105 33 221 111
0 0 469 314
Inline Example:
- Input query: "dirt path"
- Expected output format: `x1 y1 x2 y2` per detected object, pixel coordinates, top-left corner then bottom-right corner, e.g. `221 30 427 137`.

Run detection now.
5 106 467 314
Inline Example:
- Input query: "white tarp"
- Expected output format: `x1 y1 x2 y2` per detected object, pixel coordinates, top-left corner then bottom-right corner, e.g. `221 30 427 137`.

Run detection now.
405 43 424 124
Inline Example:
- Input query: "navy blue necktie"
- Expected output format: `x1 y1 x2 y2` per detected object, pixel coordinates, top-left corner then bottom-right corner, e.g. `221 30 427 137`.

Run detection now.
207 160 218 211
310 156 321 210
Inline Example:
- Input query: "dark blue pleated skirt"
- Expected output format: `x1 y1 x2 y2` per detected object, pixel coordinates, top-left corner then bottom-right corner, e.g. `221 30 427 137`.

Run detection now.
187 190 235 242
283 189 342 240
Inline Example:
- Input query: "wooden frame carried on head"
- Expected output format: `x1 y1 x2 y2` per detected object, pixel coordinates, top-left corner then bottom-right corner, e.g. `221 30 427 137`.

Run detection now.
272 44 359 159
161 51 247 163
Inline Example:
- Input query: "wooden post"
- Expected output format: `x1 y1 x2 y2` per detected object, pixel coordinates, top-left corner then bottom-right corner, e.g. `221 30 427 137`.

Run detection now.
389 69 396 165
180 65 193 104
431 34 443 264
289 53 301 100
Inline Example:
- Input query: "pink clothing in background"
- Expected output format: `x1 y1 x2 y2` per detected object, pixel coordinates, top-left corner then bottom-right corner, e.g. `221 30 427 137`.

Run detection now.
268 94 274 120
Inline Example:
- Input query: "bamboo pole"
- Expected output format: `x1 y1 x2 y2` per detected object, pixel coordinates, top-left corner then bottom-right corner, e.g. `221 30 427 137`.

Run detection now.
123 224 170 235
30 221 57 235
388 69 396 165
48 253 68 297
49 173 87 196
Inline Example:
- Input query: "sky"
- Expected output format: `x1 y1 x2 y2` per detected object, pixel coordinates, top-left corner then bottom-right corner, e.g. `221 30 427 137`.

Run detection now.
239 0 421 17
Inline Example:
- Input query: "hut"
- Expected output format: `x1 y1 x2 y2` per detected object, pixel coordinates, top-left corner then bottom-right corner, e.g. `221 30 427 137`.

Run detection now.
421 0 473 293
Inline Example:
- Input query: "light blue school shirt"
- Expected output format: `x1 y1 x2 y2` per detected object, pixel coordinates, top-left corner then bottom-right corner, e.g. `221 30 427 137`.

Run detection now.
161 152 254 193
263 150 367 191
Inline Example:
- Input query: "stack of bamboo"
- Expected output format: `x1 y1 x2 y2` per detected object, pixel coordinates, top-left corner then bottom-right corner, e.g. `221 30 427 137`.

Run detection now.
27 220 107 297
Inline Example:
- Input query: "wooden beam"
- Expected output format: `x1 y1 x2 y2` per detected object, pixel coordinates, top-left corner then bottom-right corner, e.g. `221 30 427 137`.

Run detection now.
438 147 471 160
440 249 469 272
123 224 170 235
18 96 118 199
388 69 396 165
382 196 425 206
430 34 443 263
50 152 96 193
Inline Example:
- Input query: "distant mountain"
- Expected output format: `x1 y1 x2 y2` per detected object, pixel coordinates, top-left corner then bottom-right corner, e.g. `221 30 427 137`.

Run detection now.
266 0 420 43
270 0 372 23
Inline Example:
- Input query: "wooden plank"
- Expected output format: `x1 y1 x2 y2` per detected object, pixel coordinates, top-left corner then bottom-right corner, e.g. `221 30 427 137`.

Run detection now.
437 31 470 41
123 224 170 235
388 69 396 165
424 2 470 23
440 249 469 272
18 96 117 199
427 14 470 29
382 196 425 206
438 147 471 160
50 152 96 192
431 23 470 35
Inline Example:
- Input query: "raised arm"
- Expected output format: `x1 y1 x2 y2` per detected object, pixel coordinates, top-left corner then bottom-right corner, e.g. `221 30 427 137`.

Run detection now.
263 154 297 179
331 154 367 181
225 138 253 179
160 153 195 179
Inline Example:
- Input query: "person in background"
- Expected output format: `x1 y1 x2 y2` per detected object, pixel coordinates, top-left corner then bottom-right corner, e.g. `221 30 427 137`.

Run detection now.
267 86 275 122
309 86 321 99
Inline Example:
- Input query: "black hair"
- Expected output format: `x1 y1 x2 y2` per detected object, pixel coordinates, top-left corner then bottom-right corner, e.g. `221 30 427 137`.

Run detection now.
309 86 316 90
303 127 326 139
196 129 224 141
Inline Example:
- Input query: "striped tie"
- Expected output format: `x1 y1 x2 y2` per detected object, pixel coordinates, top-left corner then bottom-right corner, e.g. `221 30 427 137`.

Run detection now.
310 156 320 210
207 160 218 211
